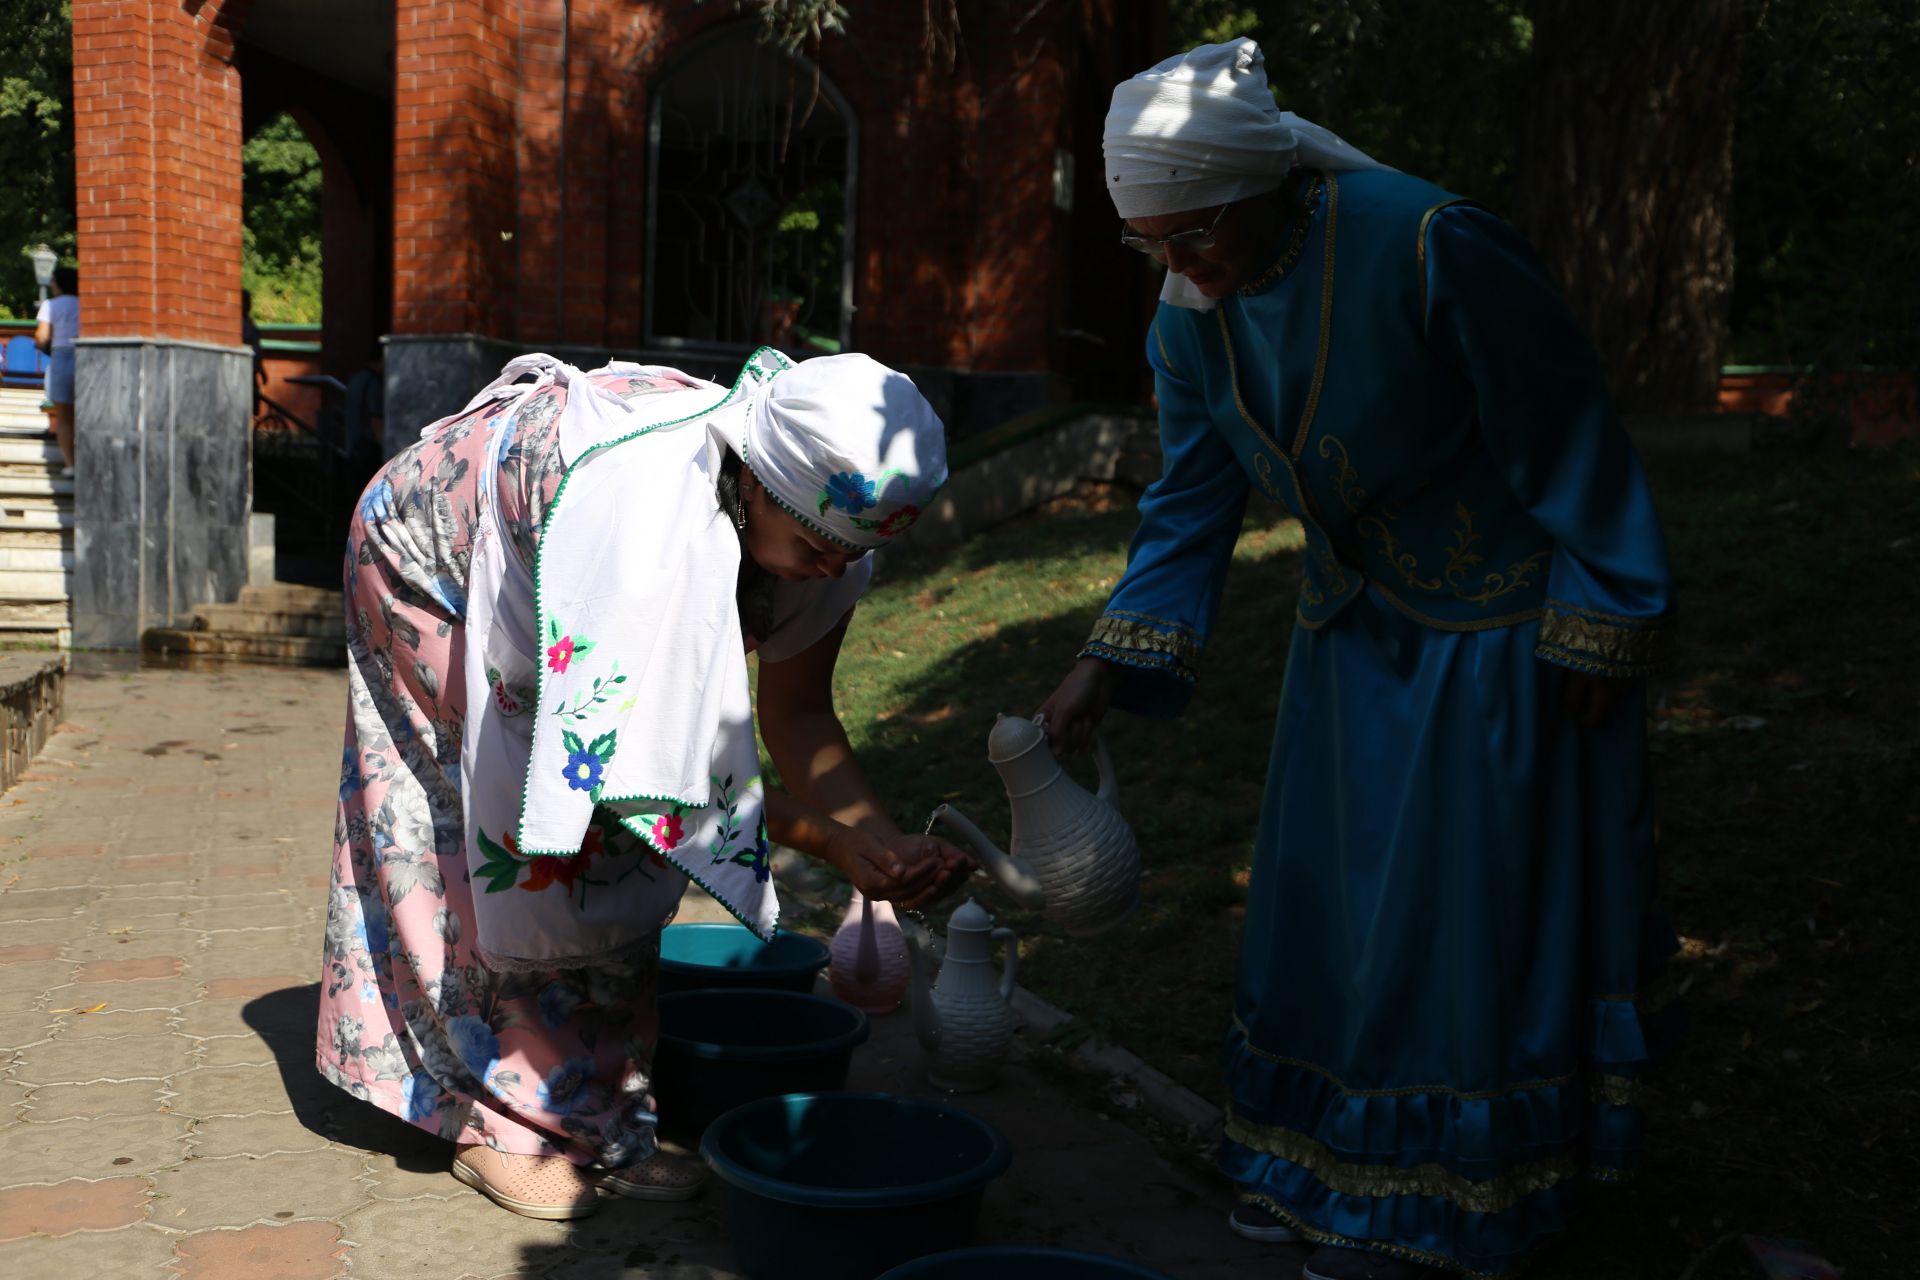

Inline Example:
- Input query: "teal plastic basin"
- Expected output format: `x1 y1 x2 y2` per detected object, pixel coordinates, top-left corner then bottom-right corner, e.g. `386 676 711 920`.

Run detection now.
653 991 869 1146
701 1092 1013 1280
877 1247 1174 1279
658 923 831 994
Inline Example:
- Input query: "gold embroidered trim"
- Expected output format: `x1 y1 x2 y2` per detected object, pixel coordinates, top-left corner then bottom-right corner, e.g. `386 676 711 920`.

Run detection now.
1225 1109 1579 1215
1240 1192 1516 1280
1537 601 1672 676
1151 318 1181 380
1290 173 1339 457
1084 615 1200 681
1217 308 1287 460
1362 578 1546 633
1213 176 1337 464
1105 607 1198 637
1237 172 1325 297
1416 198 1474 320
1589 1074 1642 1108
1231 1015 1576 1099
1319 436 1367 513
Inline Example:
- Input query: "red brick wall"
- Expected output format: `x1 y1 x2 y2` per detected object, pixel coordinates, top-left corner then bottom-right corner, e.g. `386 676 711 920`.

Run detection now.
70 1 1161 388
72 0 249 344
392 0 520 337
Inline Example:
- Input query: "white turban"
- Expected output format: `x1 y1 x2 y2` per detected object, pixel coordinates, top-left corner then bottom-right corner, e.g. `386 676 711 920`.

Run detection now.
1104 38 1389 309
715 353 949 550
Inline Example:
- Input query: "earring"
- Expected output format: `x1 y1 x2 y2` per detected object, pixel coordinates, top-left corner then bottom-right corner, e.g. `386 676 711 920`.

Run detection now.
734 497 748 531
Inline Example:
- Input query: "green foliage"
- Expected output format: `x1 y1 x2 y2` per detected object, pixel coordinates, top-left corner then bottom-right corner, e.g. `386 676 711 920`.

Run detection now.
1168 0 1531 211
242 114 323 324
0 0 75 319
1169 0 1916 374
1729 0 1920 367
701 0 848 55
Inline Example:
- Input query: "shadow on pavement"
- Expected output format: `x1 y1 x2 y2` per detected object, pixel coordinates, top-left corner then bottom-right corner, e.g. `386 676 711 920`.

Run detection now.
244 982 450 1175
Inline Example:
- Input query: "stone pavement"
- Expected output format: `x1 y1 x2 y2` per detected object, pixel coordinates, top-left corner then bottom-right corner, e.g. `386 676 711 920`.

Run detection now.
0 659 1283 1279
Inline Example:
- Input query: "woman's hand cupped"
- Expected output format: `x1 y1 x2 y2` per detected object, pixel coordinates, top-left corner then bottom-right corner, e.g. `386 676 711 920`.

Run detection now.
830 828 974 910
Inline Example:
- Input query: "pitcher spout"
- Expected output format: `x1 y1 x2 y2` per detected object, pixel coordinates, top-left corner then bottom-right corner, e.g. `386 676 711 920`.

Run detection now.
929 803 1047 909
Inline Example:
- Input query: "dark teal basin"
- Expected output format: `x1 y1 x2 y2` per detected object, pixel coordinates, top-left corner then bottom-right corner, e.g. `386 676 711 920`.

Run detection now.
878 1247 1174 1279
658 923 830 994
652 991 868 1146
701 1092 1012 1280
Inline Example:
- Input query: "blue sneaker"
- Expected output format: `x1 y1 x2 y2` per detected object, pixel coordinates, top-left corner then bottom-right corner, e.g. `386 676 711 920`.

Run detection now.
1227 1200 1299 1243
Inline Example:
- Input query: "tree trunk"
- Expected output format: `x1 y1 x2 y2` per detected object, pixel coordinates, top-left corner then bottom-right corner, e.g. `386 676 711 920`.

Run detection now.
1512 0 1742 416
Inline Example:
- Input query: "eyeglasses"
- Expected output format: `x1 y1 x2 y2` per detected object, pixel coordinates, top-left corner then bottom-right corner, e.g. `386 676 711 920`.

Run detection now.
1118 204 1230 257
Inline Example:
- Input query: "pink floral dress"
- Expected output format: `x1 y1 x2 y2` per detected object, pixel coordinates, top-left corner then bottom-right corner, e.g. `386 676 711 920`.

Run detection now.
315 367 865 1166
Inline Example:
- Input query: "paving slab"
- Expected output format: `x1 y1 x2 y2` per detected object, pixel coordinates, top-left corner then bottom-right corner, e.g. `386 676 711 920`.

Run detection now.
0 664 1275 1279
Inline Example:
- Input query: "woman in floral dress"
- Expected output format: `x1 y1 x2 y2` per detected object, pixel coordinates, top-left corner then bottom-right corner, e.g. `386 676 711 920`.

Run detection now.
317 350 966 1219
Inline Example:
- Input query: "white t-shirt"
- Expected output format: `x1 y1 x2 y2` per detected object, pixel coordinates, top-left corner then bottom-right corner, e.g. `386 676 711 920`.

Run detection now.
35 295 79 350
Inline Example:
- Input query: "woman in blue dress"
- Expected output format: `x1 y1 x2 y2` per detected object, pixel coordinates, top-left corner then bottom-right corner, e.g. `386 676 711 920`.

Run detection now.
1041 39 1679 1280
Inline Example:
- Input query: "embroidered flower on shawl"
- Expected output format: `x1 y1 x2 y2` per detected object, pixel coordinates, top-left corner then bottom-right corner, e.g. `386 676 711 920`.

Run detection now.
536 1055 598 1116
650 813 685 851
729 832 773 884
547 635 576 673
563 747 605 793
875 504 920 538
521 823 605 893
820 471 878 515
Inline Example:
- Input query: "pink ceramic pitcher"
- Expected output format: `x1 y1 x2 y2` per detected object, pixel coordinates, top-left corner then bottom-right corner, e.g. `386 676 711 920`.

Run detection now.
828 889 911 1013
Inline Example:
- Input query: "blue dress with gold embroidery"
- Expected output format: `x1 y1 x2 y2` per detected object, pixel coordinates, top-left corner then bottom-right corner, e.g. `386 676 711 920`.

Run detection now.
1084 169 1678 1278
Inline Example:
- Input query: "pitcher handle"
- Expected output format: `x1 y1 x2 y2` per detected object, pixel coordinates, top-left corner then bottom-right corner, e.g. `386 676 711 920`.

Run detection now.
1091 730 1120 806
991 926 1019 1002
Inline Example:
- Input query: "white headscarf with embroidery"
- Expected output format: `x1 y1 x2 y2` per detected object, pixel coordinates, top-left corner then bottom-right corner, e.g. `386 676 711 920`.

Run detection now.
1103 38 1389 311
711 353 949 550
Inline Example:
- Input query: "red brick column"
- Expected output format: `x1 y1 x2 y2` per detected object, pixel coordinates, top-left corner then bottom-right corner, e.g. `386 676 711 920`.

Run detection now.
71 0 248 343
392 0 519 337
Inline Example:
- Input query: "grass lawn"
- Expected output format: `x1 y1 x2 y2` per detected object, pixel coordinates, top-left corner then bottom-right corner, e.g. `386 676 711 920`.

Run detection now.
822 444 1918 1279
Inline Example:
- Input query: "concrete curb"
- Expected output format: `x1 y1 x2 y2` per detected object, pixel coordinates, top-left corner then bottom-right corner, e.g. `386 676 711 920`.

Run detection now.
1009 984 1225 1144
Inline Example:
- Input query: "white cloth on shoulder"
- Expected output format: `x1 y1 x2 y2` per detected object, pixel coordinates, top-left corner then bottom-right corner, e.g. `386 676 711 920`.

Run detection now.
460 351 791 970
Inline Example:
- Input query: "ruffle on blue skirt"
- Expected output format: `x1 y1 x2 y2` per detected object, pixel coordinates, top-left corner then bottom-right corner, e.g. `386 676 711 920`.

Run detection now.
1218 983 1682 1278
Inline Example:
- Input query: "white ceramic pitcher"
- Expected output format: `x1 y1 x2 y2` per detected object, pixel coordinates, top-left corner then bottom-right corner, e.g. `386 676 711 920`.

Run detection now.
906 897 1018 1092
929 713 1141 937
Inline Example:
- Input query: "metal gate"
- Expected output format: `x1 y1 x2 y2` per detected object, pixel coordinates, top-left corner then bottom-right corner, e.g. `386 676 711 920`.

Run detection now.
646 25 855 355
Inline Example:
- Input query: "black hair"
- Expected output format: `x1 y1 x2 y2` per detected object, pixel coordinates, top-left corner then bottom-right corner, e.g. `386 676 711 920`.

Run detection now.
720 448 777 640
52 266 77 295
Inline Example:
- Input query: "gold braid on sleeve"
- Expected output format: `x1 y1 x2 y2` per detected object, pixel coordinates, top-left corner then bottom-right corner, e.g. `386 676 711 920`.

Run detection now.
1535 599 1673 677
1081 614 1201 683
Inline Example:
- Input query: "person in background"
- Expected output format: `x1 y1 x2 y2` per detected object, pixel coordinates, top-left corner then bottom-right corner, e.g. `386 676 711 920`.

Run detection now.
33 265 78 478
342 339 386 480
241 289 266 409
1042 38 1678 1280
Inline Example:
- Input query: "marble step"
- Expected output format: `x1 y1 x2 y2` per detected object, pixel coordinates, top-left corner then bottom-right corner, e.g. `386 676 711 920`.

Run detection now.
0 526 70 551
0 568 70 598
0 545 73 572
0 438 63 465
185 601 345 640
237 582 342 613
141 627 344 667
0 414 50 435
0 505 72 529
0 474 73 499
0 593 71 628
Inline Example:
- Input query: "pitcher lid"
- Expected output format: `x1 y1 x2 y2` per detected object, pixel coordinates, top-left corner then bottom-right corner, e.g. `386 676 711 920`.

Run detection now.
947 896 994 933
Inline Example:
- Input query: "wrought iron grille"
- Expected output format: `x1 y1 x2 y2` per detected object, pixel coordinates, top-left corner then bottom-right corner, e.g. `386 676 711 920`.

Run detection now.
646 26 855 354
